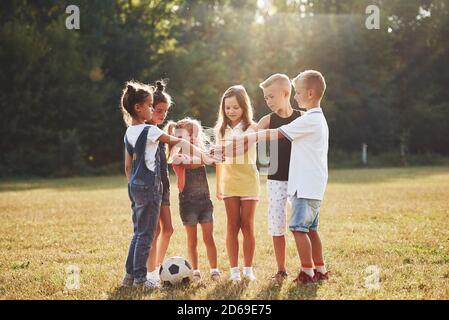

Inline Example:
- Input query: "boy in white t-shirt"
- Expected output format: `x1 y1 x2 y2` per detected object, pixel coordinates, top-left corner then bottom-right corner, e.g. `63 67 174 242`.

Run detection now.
216 70 329 285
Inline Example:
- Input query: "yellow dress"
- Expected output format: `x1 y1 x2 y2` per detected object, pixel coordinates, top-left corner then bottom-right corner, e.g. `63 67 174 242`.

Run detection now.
216 122 260 197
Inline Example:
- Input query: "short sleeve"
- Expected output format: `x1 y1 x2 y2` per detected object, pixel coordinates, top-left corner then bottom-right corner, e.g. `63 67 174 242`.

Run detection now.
279 115 317 141
147 125 164 143
124 134 133 155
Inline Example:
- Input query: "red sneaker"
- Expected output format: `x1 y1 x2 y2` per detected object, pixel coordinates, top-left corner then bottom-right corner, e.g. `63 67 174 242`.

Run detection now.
293 271 317 285
314 269 330 281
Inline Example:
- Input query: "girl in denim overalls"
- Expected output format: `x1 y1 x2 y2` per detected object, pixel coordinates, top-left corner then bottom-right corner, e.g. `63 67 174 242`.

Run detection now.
166 118 221 282
119 81 218 290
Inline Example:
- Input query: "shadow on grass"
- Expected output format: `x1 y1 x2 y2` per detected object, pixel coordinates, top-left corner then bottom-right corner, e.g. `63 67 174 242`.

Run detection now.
285 282 319 300
107 281 204 300
107 286 145 300
254 281 284 300
157 281 204 300
205 280 248 300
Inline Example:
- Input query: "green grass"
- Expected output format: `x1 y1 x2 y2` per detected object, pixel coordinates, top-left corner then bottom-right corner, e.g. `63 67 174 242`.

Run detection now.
1 166 449 300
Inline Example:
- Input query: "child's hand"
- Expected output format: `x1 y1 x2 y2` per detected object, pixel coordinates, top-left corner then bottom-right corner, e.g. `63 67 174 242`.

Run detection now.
172 153 191 165
209 145 226 160
216 192 224 201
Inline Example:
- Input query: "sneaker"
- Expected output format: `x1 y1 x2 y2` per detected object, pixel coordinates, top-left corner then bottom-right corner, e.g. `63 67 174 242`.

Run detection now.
229 270 241 282
243 270 257 281
314 269 330 281
293 271 317 285
192 270 202 283
121 273 134 287
271 270 288 283
210 270 221 282
143 278 161 290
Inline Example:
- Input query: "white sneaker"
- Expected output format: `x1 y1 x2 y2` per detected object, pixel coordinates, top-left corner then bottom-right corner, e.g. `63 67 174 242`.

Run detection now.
143 278 160 290
243 267 257 281
192 270 202 283
243 271 257 281
229 269 241 282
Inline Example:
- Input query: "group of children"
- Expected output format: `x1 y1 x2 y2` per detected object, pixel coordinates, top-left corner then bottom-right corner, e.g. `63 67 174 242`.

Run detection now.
120 70 330 290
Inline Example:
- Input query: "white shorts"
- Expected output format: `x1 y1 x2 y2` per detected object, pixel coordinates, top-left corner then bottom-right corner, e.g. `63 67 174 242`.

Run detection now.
267 180 290 236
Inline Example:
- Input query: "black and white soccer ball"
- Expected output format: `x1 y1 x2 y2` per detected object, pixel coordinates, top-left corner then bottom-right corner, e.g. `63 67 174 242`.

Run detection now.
159 256 193 286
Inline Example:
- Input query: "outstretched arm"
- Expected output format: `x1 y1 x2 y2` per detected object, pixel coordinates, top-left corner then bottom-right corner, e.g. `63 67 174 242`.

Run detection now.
217 129 286 158
159 133 221 164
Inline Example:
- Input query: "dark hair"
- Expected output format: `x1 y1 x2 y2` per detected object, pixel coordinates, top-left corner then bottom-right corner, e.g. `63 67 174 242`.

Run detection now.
120 81 154 126
153 80 172 108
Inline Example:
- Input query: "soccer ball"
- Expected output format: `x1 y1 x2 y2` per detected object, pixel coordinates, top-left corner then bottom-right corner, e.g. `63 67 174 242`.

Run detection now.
159 256 193 286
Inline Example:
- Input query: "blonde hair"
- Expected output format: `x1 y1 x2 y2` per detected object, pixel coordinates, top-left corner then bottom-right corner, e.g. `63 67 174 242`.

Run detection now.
292 70 326 99
164 117 207 156
259 73 291 92
215 85 256 140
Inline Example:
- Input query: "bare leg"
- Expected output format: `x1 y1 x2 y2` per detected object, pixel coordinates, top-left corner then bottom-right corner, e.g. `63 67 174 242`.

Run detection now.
200 222 217 269
156 205 174 266
240 200 257 267
147 220 161 272
309 230 324 266
224 197 241 268
185 224 198 270
292 231 314 268
272 235 286 272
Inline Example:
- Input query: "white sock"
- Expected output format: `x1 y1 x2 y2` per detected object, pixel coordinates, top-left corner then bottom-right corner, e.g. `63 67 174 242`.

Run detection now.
316 265 327 274
210 268 220 274
243 266 253 275
230 267 240 275
302 267 315 278
147 269 160 281
193 269 201 275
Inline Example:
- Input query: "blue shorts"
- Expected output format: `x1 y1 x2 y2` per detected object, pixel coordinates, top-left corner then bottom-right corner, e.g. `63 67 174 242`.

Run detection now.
289 196 321 233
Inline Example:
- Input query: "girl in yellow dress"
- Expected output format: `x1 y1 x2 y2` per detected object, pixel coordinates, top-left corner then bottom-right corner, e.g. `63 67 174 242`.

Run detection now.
215 85 260 282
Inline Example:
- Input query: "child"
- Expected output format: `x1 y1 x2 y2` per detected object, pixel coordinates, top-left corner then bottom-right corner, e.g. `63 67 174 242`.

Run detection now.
166 118 221 282
215 85 259 282
256 74 302 283
120 81 217 290
146 80 175 285
217 71 329 284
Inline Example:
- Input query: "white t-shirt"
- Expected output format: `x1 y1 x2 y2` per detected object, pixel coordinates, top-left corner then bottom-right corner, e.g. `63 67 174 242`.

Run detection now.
124 124 164 172
278 107 329 200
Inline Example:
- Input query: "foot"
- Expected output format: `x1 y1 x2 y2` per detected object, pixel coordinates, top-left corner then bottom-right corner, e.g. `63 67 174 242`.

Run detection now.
143 278 161 291
192 270 202 283
121 273 134 287
271 270 288 283
210 270 221 282
293 271 317 285
243 270 257 281
229 270 241 282
314 269 330 281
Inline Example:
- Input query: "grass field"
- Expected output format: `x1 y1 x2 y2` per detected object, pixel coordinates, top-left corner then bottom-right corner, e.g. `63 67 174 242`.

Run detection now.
1 166 448 300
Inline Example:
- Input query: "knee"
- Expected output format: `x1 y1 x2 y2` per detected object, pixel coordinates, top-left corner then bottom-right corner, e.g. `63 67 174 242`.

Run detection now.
241 223 254 237
227 225 240 238
162 225 174 238
203 233 215 245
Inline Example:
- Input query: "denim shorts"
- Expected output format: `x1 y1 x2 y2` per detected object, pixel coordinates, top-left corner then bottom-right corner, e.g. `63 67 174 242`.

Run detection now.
179 195 214 226
289 196 321 233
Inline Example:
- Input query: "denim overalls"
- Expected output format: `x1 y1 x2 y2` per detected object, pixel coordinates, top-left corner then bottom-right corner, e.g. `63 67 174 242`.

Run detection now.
124 125 162 283
178 166 214 225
